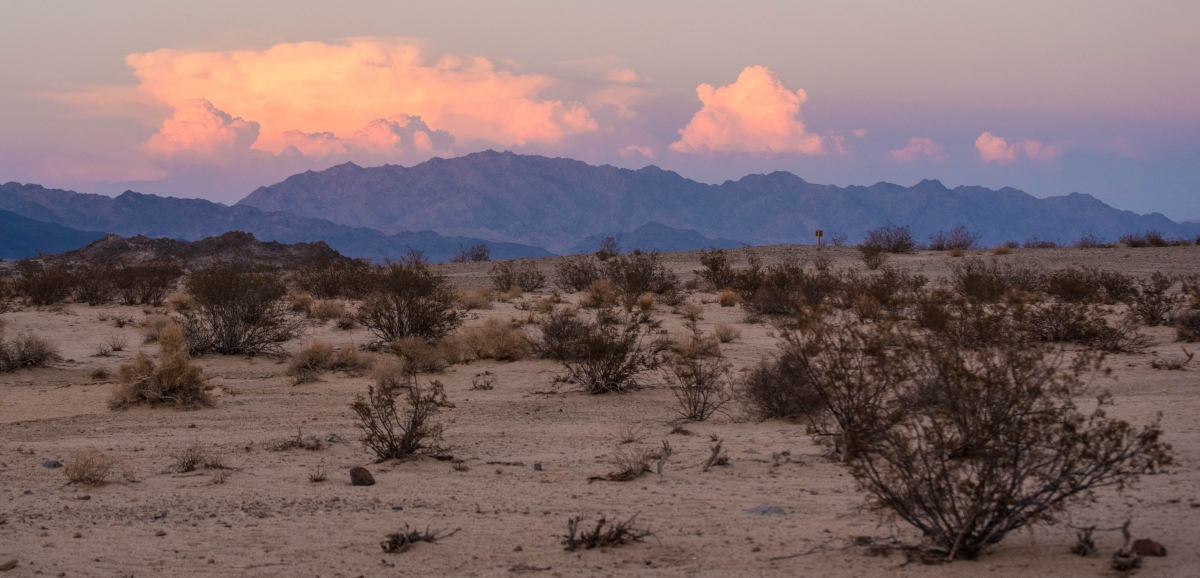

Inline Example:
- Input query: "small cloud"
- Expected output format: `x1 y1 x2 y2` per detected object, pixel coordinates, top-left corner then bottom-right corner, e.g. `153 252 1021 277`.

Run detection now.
852 128 868 138
618 145 655 158
669 66 825 155
890 137 947 163
145 98 260 157
283 114 453 157
605 68 650 83
976 132 1062 163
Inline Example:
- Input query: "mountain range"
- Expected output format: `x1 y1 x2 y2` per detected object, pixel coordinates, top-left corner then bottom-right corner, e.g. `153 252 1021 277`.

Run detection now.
3 150 1198 262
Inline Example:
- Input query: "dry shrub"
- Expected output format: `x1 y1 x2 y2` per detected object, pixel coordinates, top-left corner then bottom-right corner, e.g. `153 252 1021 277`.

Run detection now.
1074 232 1108 248
557 310 665 394
737 261 841 317
1175 309 1200 342
351 374 448 461
713 323 741 343
862 225 916 254
696 248 739 290
589 444 669 482
336 314 358 330
141 313 174 343
0 333 59 372
287 290 315 314
664 355 731 421
110 325 212 409
781 321 1172 560
358 256 461 344
1150 347 1194 370
111 261 182 306
64 448 117 485
928 227 978 251
951 257 1042 303
166 443 229 473
632 293 655 312
991 245 1013 256
381 525 460 553
290 258 374 300
456 285 495 310
470 371 495 390
166 293 195 314
534 309 589 360
181 262 301 356
1127 272 1179 326
0 277 14 312
555 255 603 293
583 280 618 308
859 246 887 270
265 427 325 451
15 262 73 306
947 248 966 258
604 250 679 297
71 263 115 306
563 515 651 551
717 289 740 307
460 318 531 361
1120 230 1170 247
450 242 491 263
391 336 465 373
1023 236 1058 249
491 259 546 292
308 299 346 322
663 319 721 360
737 356 825 421
288 341 333 382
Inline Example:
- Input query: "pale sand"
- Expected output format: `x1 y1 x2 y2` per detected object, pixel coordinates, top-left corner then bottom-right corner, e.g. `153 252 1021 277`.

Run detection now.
1 245 1198 577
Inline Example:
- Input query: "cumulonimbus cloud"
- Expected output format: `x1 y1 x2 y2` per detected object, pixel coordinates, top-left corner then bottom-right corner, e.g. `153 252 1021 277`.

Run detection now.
890 137 947 163
126 39 596 153
669 66 825 155
145 98 260 157
976 132 1062 163
283 114 453 158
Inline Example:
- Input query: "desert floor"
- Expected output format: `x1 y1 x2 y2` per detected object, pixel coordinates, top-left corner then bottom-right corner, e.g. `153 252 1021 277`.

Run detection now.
2 245 1198 577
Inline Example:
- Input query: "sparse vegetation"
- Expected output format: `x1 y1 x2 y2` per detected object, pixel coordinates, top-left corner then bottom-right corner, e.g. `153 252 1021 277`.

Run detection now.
166 443 230 473
0 332 59 372
927 226 978 251
71 263 115 305
1127 272 1179 326
460 318 531 361
594 235 622 261
111 261 182 306
180 261 301 355
563 515 651 551
64 448 117 485
15 261 74 306
491 259 547 292
381 525 460 553
696 247 738 289
110 325 212 409
664 355 731 421
288 341 371 383
450 242 490 263
554 255 603 292
603 250 679 297
358 255 461 344
290 258 374 299
862 225 916 254
351 373 449 461
556 310 665 394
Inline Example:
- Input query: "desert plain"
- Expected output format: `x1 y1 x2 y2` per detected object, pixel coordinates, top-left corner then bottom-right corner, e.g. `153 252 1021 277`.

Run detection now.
1 245 1199 578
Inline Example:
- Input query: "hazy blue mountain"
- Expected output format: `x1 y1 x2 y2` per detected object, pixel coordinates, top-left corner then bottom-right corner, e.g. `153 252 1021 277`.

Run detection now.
567 221 743 254
239 150 1200 251
0 209 107 260
0 182 551 262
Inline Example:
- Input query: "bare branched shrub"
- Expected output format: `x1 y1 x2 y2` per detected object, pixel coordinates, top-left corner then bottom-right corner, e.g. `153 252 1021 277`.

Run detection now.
788 322 1172 560
859 245 887 270
563 515 651 551
1091 314 1153 354
141 313 174 343
460 318 531 361
1023 236 1058 249
450 242 490 263
0 333 60 372
166 443 229 473
290 258 374 299
105 333 128 352
555 255 603 292
110 325 212 409
308 465 328 482
1120 230 1169 247
491 259 546 292
950 257 1042 303
64 449 117 485
862 225 916 254
1175 309 1200 342
713 323 740 343
381 525 460 553
112 261 182 306
1151 347 1194 370
558 310 665 394
1074 232 1109 248
358 257 461 344
1127 272 1179 326
71 263 115 306
594 234 622 261
604 251 679 297
696 248 739 289
738 261 841 318
927 227 978 251
351 375 448 461
15 261 73 306
181 262 301 355
664 355 731 421
534 308 589 360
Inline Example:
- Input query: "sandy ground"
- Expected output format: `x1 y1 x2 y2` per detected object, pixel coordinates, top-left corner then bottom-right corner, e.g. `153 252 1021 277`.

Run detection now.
1 245 1199 577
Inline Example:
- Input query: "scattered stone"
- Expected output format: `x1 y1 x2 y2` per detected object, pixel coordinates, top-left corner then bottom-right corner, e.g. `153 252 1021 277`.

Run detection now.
534 463 543 471
42 460 62 469
350 466 375 486
1131 539 1167 557
391 506 403 511
154 531 167 537
0 560 17 571
744 505 786 515
513 545 523 552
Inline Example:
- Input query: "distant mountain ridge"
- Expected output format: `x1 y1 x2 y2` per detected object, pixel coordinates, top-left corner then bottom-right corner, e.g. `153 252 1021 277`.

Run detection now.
0 182 551 262
239 150 1200 251
0 209 107 259
568 221 743 255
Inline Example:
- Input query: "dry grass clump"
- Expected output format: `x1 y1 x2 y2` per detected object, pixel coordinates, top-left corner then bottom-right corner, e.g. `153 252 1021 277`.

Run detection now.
308 465 328 482
991 244 1013 255
713 323 741 343
358 255 461 344
456 285 495 310
491 259 547 292
166 443 230 473
589 443 670 482
555 255 603 292
1175 309 1200 342
141 313 174 343
716 289 740 307
391 336 466 373
308 299 346 322
64 448 118 485
166 293 195 314
582 280 619 308
351 373 449 461
1151 347 1194 370
0 332 60 372
265 427 326 451
563 515 651 551
287 290 315 314
110 325 212 409
460 318 531 361
381 525 460 553
288 341 371 382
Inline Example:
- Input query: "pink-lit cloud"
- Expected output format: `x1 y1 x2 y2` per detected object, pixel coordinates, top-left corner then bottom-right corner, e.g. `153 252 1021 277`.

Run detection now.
890 137 947 163
976 132 1062 163
124 39 596 151
618 145 655 158
145 98 260 157
283 114 453 157
670 66 825 155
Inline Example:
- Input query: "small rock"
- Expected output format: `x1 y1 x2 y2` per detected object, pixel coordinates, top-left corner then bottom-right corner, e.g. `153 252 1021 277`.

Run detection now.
513 545 523 552
154 531 167 537
533 463 543 471
1131 539 1167 557
42 460 62 469
0 559 17 571
744 505 786 515
350 466 375 486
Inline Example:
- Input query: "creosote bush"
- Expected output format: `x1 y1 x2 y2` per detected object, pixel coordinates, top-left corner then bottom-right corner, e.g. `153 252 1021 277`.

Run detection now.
351 372 449 461
604 250 680 297
555 255 603 292
862 225 916 254
358 254 461 344
1127 272 1179 326
696 248 739 290
450 242 490 263
557 309 665 394
15 261 74 306
71 263 115 306
290 258 374 299
0 333 60 372
112 260 182 306
664 355 731 421
110 325 212 409
490 259 546 292
181 261 301 356
927 227 978 251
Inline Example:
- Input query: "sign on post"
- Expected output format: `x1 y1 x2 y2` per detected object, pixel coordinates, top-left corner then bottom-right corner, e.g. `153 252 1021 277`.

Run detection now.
815 229 824 247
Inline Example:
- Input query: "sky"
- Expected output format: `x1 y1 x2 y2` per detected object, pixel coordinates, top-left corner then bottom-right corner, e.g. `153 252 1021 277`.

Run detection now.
1 1 1198 219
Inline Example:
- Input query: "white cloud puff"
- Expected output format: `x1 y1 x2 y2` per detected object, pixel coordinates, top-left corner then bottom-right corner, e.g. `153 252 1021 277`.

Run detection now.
976 132 1062 163
283 114 453 157
890 137 947 163
125 39 596 151
618 145 655 158
145 98 259 157
669 66 825 155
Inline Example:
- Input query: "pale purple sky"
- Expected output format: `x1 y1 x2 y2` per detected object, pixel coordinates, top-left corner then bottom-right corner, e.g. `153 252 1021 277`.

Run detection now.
1 0 1198 219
